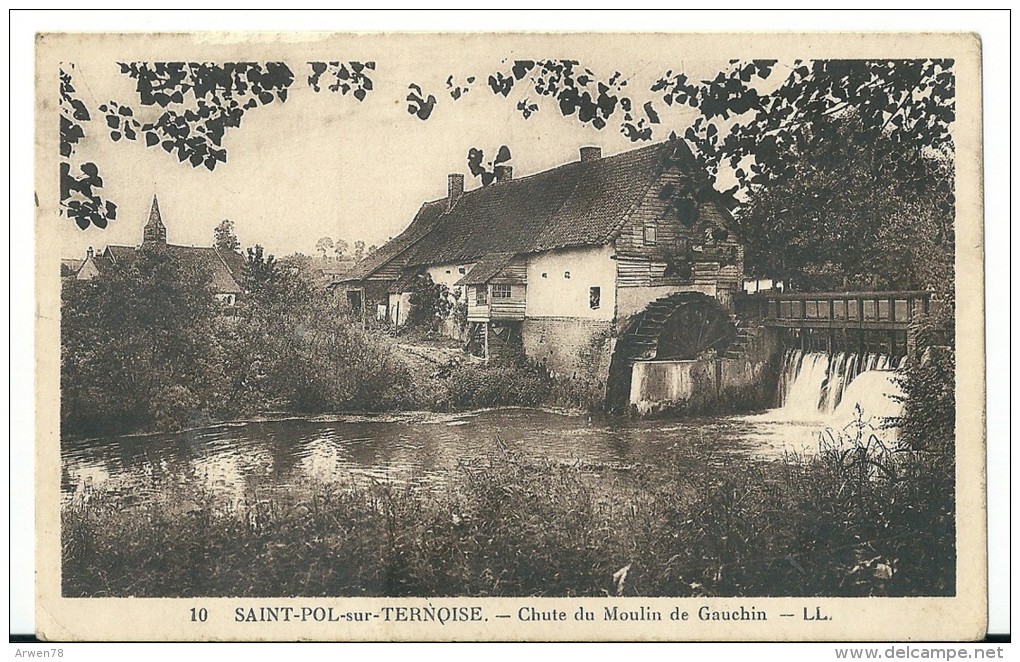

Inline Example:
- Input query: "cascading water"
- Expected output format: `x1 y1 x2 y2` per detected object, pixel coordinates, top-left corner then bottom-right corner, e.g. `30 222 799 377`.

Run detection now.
776 349 902 422
738 348 906 458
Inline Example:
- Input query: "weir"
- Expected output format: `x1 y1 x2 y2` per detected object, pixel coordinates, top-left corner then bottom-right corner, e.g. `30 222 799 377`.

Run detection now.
617 289 925 418
774 349 904 423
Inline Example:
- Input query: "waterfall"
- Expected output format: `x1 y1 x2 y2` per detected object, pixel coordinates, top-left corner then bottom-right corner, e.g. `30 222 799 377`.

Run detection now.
776 349 903 423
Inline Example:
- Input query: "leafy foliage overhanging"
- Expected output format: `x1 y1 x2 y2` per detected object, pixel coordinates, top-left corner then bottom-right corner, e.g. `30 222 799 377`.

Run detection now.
58 56 960 381
77 58 953 187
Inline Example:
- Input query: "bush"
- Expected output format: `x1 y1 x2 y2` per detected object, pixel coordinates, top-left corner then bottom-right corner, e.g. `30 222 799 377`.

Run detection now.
896 345 955 454
441 362 551 410
406 273 454 332
61 248 228 436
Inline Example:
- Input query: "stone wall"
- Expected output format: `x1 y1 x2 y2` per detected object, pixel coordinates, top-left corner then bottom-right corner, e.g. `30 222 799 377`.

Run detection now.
629 360 718 415
628 326 782 416
717 326 783 410
522 317 615 405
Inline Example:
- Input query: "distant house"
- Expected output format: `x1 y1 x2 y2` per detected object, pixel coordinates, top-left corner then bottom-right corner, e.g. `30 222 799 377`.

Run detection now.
336 141 744 368
76 195 245 305
60 258 84 279
320 258 357 283
331 198 448 322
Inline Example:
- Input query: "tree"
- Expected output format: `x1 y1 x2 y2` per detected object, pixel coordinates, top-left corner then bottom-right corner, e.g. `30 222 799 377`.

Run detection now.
242 245 278 300
466 145 512 186
61 245 225 434
353 240 366 262
64 57 957 309
315 237 334 261
66 57 954 238
736 112 954 291
406 273 453 332
333 239 349 261
213 219 241 253
661 59 955 196
226 244 409 414
367 244 378 256
60 66 117 230
62 60 375 228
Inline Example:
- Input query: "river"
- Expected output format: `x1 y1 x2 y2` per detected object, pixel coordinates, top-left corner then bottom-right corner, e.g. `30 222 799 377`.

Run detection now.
62 350 905 499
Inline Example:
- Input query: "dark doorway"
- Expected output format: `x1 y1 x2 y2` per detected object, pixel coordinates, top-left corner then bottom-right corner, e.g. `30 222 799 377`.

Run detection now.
347 290 363 317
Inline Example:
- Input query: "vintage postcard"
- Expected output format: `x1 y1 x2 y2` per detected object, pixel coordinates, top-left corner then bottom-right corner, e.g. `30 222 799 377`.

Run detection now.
35 31 986 641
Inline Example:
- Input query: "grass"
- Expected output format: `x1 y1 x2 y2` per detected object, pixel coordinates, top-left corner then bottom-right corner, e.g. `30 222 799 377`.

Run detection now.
62 423 955 598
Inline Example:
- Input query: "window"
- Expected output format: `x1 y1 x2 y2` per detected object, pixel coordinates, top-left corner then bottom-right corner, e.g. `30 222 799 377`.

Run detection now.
589 286 601 310
492 284 512 299
564 271 571 279
643 224 657 245
458 266 466 274
541 272 548 278
476 285 488 305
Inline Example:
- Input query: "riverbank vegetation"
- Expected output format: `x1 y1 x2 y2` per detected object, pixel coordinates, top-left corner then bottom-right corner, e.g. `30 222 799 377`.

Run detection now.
61 245 564 439
63 414 954 598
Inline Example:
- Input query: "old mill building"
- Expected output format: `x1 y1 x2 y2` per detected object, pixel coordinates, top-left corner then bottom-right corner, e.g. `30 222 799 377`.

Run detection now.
335 140 749 402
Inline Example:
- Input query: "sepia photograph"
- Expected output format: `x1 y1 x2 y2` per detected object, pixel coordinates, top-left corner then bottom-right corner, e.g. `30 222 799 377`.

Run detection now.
31 27 987 642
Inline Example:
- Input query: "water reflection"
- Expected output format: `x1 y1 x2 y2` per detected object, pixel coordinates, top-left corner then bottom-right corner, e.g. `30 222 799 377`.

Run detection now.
61 406 892 497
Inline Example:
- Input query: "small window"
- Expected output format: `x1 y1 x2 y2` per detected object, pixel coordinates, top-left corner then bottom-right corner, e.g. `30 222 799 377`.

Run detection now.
492 284 512 299
643 225 657 245
476 285 488 305
564 271 571 279
458 266 466 274
541 272 548 278
589 286 601 310
445 269 451 274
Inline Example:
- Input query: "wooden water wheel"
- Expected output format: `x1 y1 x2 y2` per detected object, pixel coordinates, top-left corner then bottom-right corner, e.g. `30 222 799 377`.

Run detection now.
605 292 736 412
655 297 735 359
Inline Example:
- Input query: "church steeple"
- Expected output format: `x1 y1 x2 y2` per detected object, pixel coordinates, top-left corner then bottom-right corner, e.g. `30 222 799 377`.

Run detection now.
142 194 167 245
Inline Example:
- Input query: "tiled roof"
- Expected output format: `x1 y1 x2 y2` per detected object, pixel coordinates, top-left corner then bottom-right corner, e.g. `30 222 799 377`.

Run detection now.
215 247 246 283
403 141 694 267
338 199 448 282
455 252 515 286
169 246 243 294
100 243 243 294
533 142 674 251
106 245 137 263
403 160 589 266
386 271 421 294
90 255 115 274
354 140 735 280
60 258 84 276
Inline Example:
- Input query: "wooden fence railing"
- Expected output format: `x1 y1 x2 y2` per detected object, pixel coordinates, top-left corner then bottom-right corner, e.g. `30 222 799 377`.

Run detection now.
737 290 931 331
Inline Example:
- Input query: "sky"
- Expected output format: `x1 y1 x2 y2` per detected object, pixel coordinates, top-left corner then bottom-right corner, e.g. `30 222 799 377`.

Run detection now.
58 35 730 260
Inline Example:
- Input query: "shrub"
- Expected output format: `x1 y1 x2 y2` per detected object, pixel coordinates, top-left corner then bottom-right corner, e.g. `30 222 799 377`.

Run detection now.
406 273 454 332
896 307 955 454
896 345 955 453
441 362 551 410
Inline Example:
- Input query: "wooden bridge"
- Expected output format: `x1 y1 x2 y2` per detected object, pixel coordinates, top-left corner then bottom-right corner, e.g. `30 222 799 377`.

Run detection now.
737 290 932 356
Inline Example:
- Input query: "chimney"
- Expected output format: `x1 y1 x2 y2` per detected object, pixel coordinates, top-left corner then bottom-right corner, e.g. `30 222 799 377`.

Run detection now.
579 146 602 163
494 164 513 183
86 246 94 258
447 173 464 210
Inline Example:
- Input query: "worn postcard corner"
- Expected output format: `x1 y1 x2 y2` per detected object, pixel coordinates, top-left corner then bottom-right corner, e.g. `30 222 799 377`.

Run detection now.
36 30 985 642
